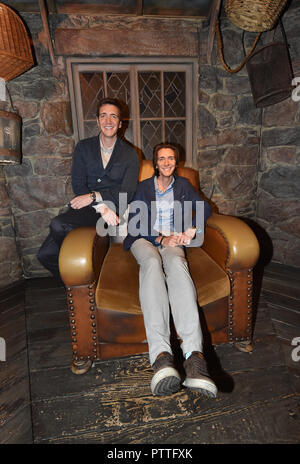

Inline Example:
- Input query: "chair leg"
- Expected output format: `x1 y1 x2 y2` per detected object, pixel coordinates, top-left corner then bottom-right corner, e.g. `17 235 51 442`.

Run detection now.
71 358 93 375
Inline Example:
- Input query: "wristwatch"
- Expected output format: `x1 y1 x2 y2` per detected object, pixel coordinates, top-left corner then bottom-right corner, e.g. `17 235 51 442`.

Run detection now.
90 191 96 202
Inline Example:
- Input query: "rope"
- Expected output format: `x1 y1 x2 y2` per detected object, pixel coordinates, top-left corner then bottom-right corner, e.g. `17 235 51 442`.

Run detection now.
216 20 261 73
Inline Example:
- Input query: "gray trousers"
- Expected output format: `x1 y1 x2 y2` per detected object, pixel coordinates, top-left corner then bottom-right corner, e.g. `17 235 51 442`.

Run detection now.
131 238 203 365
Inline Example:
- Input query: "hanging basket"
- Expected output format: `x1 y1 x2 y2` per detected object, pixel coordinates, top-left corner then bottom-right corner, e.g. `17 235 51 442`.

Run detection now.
225 0 289 32
245 20 293 107
0 2 34 82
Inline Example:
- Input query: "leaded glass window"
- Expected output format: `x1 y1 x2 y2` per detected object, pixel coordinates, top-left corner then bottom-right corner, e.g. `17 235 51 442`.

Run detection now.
67 59 196 165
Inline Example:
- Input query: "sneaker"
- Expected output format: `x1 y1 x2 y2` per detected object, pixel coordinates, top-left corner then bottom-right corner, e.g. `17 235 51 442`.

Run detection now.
150 352 181 396
183 351 217 398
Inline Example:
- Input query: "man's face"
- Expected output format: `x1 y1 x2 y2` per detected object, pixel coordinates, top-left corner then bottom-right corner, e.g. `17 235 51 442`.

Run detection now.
156 148 177 178
97 104 122 139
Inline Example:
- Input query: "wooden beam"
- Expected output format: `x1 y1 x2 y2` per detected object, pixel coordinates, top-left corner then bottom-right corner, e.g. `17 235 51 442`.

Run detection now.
38 0 56 66
207 0 222 64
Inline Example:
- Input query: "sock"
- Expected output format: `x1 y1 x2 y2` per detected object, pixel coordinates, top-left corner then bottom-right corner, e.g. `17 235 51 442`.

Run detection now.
185 351 192 360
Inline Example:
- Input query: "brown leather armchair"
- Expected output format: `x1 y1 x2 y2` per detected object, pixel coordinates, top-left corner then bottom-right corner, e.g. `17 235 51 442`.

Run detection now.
59 161 260 374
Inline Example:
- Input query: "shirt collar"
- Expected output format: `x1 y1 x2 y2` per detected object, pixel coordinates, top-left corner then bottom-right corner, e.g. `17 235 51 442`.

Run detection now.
154 176 175 194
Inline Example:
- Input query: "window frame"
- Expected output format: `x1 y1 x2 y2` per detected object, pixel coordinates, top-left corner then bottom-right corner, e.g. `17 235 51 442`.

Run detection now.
66 57 198 167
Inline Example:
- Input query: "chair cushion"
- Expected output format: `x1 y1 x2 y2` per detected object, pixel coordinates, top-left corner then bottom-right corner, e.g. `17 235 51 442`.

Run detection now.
96 243 230 314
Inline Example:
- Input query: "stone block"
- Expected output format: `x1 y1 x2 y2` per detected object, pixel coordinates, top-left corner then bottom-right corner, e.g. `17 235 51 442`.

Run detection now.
14 211 54 239
22 136 58 156
236 96 262 125
211 195 236 215
266 146 297 164
279 217 300 238
259 166 300 198
6 177 68 212
22 79 57 101
198 106 217 136
263 98 298 127
198 149 224 168
0 237 20 262
224 76 251 95
13 101 39 119
262 128 300 147
0 181 10 216
223 146 259 166
32 157 72 177
211 94 235 112
199 65 222 93
216 165 257 199
257 191 300 223
285 239 300 267
198 128 249 148
40 101 73 135
4 158 33 178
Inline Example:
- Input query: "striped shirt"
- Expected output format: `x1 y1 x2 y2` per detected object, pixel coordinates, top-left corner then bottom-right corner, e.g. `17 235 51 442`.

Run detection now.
153 176 175 236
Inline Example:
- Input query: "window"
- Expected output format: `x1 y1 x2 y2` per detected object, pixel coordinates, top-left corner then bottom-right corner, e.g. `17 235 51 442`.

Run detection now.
67 58 197 165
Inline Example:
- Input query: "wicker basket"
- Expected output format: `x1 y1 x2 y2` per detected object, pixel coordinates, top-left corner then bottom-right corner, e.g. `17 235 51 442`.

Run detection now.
0 2 34 82
225 0 288 32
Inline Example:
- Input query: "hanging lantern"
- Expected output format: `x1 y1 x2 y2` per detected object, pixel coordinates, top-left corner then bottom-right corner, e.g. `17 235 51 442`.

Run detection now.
0 2 34 165
0 109 21 164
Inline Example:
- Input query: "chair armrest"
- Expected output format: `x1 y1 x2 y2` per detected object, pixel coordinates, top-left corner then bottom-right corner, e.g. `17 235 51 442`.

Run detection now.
203 213 260 272
58 226 109 287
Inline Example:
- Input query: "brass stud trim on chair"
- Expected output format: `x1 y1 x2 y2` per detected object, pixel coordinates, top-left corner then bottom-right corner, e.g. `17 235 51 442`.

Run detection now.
227 268 254 344
227 268 234 342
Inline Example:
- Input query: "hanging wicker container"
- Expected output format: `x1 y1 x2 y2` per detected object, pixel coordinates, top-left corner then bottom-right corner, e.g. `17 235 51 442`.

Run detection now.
0 2 34 82
225 0 289 32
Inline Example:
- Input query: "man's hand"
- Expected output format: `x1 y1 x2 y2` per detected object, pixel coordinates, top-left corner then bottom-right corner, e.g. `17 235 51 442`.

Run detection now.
96 203 120 226
70 194 93 209
176 227 197 246
158 228 197 247
159 235 180 247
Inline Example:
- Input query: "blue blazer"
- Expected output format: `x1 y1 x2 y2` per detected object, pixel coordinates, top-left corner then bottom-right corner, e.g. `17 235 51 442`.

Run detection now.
123 175 212 250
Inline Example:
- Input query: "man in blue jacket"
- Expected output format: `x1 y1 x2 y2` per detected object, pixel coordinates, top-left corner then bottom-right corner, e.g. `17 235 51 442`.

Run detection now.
124 143 217 399
38 97 139 284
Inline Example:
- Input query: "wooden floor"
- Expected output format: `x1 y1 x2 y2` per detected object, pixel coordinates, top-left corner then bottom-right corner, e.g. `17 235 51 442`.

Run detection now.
1 262 300 444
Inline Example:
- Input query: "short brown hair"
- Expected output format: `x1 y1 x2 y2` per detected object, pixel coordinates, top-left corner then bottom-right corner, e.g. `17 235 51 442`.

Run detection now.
96 98 123 120
152 143 179 176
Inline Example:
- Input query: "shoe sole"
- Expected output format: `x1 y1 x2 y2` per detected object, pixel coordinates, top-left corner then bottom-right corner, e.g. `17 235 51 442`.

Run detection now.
151 367 181 396
183 377 217 398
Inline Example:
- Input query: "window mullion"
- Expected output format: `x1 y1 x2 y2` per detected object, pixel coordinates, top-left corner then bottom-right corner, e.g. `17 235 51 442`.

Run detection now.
103 71 108 97
130 65 141 149
161 70 165 143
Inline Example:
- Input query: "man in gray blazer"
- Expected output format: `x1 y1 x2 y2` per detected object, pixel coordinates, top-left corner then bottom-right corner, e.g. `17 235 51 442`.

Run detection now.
38 97 140 284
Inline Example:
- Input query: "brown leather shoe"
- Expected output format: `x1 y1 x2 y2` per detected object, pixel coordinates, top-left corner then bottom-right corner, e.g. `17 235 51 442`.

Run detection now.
183 352 217 398
150 352 181 396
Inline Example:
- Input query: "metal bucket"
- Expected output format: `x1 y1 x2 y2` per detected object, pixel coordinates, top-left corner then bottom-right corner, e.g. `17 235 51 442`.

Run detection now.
0 110 21 164
246 21 293 107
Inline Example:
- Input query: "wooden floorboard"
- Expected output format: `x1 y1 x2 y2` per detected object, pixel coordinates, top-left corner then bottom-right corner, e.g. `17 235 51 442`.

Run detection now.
1 263 300 444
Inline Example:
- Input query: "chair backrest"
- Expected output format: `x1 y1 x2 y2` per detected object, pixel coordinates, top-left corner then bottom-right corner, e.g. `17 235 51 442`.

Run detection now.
139 159 200 191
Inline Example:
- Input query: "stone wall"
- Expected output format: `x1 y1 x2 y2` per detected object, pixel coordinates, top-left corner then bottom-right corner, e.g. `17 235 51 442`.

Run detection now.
1 1 300 287
0 166 22 286
257 1 300 266
195 0 300 266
